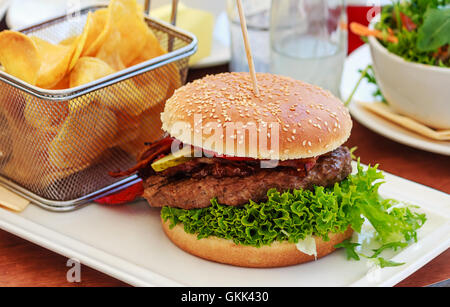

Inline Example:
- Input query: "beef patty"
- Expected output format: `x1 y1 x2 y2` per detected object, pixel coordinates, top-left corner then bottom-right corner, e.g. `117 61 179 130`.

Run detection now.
143 146 352 209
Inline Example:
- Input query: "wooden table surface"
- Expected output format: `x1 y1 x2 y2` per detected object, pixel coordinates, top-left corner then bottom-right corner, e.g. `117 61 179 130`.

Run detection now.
0 63 449 287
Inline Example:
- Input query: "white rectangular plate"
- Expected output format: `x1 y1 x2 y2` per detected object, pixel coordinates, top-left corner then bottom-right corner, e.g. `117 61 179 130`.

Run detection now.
0 162 449 287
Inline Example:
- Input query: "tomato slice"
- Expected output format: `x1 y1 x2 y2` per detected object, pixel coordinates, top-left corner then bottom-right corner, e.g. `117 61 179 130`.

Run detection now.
219 156 256 161
95 181 144 205
200 148 256 161
400 12 417 31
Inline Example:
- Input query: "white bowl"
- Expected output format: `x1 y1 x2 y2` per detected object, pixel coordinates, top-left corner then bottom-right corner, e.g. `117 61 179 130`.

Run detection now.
368 35 450 130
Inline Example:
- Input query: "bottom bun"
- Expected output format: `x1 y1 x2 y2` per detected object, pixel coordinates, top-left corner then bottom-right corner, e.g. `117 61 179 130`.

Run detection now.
161 217 353 268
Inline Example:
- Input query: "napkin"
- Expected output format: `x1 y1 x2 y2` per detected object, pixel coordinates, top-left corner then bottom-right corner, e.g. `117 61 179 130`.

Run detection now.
151 2 214 65
357 101 450 141
0 185 30 212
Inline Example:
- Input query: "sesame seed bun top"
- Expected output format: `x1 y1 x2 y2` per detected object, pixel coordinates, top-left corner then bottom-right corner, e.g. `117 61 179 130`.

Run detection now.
161 72 352 160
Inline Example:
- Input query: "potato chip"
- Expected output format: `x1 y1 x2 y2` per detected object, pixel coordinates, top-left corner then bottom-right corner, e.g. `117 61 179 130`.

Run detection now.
0 86 26 123
31 37 75 89
119 105 165 158
110 125 140 148
49 102 117 169
128 62 181 114
115 110 140 131
1 112 57 190
69 56 115 88
59 35 79 46
50 74 70 90
105 0 149 66
109 111 140 148
98 79 145 116
23 98 68 132
128 27 167 67
96 30 125 71
42 149 117 191
2 141 46 190
102 25 180 118
82 8 111 56
0 112 12 166
95 20 176 116
0 31 41 85
67 12 93 71
96 66 177 118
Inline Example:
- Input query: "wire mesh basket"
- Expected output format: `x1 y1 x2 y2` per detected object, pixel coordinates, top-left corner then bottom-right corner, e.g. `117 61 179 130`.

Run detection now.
0 5 197 211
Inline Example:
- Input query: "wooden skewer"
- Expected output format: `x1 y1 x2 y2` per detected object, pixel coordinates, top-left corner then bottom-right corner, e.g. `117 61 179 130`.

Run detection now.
170 0 179 25
144 0 151 16
236 0 260 96
168 0 179 51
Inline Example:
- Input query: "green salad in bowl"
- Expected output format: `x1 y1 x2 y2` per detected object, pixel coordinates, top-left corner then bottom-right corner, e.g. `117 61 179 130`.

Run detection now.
349 0 450 129
374 0 449 67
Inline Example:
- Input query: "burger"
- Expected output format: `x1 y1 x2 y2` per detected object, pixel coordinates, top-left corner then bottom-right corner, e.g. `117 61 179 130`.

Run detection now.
111 72 425 268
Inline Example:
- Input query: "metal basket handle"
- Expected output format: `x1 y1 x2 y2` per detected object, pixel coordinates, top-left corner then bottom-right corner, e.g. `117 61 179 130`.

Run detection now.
144 0 179 26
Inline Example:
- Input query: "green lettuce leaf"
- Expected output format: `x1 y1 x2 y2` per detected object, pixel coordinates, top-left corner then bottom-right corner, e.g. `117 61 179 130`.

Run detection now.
417 7 450 52
334 240 361 261
372 257 405 268
369 242 409 259
161 161 426 250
